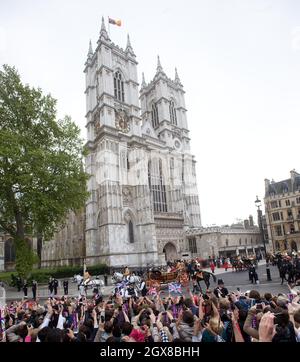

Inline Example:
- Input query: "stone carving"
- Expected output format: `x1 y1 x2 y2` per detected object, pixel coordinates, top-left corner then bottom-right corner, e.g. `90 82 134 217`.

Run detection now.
122 186 132 204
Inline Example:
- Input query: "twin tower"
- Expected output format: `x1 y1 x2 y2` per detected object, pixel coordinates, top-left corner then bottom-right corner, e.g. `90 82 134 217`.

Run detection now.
84 18 201 268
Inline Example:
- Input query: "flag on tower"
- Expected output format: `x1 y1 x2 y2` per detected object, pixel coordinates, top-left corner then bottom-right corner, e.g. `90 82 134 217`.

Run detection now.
108 17 122 26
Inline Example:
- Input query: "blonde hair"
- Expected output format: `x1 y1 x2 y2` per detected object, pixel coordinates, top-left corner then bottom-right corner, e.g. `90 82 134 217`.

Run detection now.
209 317 224 335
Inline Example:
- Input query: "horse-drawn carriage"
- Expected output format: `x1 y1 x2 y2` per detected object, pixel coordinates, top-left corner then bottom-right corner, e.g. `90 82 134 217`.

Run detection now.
231 256 256 272
146 269 189 289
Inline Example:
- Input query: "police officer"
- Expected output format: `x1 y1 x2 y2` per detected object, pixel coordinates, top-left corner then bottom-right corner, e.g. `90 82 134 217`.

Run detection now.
63 280 69 295
53 278 59 295
32 280 37 300
23 280 28 298
48 277 54 297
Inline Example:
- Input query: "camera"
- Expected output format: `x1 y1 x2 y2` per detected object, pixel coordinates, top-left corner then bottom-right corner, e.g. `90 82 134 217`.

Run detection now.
256 303 263 310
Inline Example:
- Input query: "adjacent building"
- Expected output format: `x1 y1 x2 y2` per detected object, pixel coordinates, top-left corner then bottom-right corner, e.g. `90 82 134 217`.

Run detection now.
186 216 264 259
264 169 300 253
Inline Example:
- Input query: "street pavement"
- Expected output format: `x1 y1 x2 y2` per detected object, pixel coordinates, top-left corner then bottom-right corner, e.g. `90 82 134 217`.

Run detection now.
2 261 290 302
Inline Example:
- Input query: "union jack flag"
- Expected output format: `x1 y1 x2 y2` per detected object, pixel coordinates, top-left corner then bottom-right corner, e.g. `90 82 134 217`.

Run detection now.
116 282 126 291
168 282 182 294
147 287 157 296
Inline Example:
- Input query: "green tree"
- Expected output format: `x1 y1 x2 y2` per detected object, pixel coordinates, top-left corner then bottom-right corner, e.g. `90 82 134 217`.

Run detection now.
0 65 89 278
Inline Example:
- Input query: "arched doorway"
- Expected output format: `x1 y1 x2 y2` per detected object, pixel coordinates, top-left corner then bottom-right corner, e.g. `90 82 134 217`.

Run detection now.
291 240 298 252
163 242 178 262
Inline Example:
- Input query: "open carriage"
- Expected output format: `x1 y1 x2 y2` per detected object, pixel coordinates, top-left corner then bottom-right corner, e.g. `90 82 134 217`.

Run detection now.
146 269 189 289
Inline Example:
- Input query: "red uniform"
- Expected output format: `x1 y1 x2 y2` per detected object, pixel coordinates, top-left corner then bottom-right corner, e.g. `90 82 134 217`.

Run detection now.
210 262 215 273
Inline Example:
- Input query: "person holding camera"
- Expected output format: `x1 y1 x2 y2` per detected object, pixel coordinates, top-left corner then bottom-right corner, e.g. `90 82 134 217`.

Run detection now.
214 279 229 298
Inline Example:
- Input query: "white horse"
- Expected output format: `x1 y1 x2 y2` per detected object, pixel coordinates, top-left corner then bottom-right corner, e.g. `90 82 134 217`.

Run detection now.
83 278 104 290
112 272 124 284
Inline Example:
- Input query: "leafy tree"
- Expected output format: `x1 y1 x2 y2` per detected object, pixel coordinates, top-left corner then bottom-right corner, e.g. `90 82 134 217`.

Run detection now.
0 65 89 278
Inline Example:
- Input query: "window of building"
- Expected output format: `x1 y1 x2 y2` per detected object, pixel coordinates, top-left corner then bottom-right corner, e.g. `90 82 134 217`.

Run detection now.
272 212 280 221
245 238 247 245
275 225 282 236
151 103 159 128
278 200 281 207
271 201 278 208
128 220 134 243
296 197 300 204
239 238 241 245
280 212 284 220
286 199 291 206
273 212 282 221
148 159 167 212
290 223 295 234
169 100 177 125
114 71 124 102
275 241 280 251
251 238 253 244
188 238 197 254
226 239 229 247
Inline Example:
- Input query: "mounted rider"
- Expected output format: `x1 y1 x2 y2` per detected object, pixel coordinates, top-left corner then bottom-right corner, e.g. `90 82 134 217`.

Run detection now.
84 270 91 285
123 266 130 280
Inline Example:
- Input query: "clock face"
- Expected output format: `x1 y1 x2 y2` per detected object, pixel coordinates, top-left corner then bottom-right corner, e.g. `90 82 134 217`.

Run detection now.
174 139 181 150
115 109 130 133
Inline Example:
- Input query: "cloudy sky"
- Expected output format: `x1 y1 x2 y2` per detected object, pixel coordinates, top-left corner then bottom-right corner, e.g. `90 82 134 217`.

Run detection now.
1 0 300 226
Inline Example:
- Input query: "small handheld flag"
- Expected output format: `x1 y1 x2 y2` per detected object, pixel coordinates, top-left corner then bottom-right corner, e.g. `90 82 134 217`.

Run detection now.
108 17 122 26
148 287 157 296
168 282 182 294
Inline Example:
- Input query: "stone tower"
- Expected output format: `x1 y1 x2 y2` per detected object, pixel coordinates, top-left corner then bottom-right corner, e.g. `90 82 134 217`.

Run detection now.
140 57 201 229
82 18 202 268
84 18 158 267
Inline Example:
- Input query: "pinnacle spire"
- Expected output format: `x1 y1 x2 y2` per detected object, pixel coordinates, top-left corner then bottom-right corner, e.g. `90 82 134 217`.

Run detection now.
99 16 110 42
175 67 181 84
156 55 163 73
87 40 93 58
141 72 146 88
127 34 132 48
125 34 135 56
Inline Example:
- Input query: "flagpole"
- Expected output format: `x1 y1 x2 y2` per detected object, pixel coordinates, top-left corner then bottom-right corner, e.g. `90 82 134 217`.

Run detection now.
107 16 111 37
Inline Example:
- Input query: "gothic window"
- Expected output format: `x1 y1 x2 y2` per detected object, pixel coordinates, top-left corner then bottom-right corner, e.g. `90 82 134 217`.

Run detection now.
188 237 197 253
128 220 134 243
114 71 125 102
169 100 177 125
4 238 15 262
148 159 167 212
151 103 159 128
226 239 229 247
239 238 241 245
